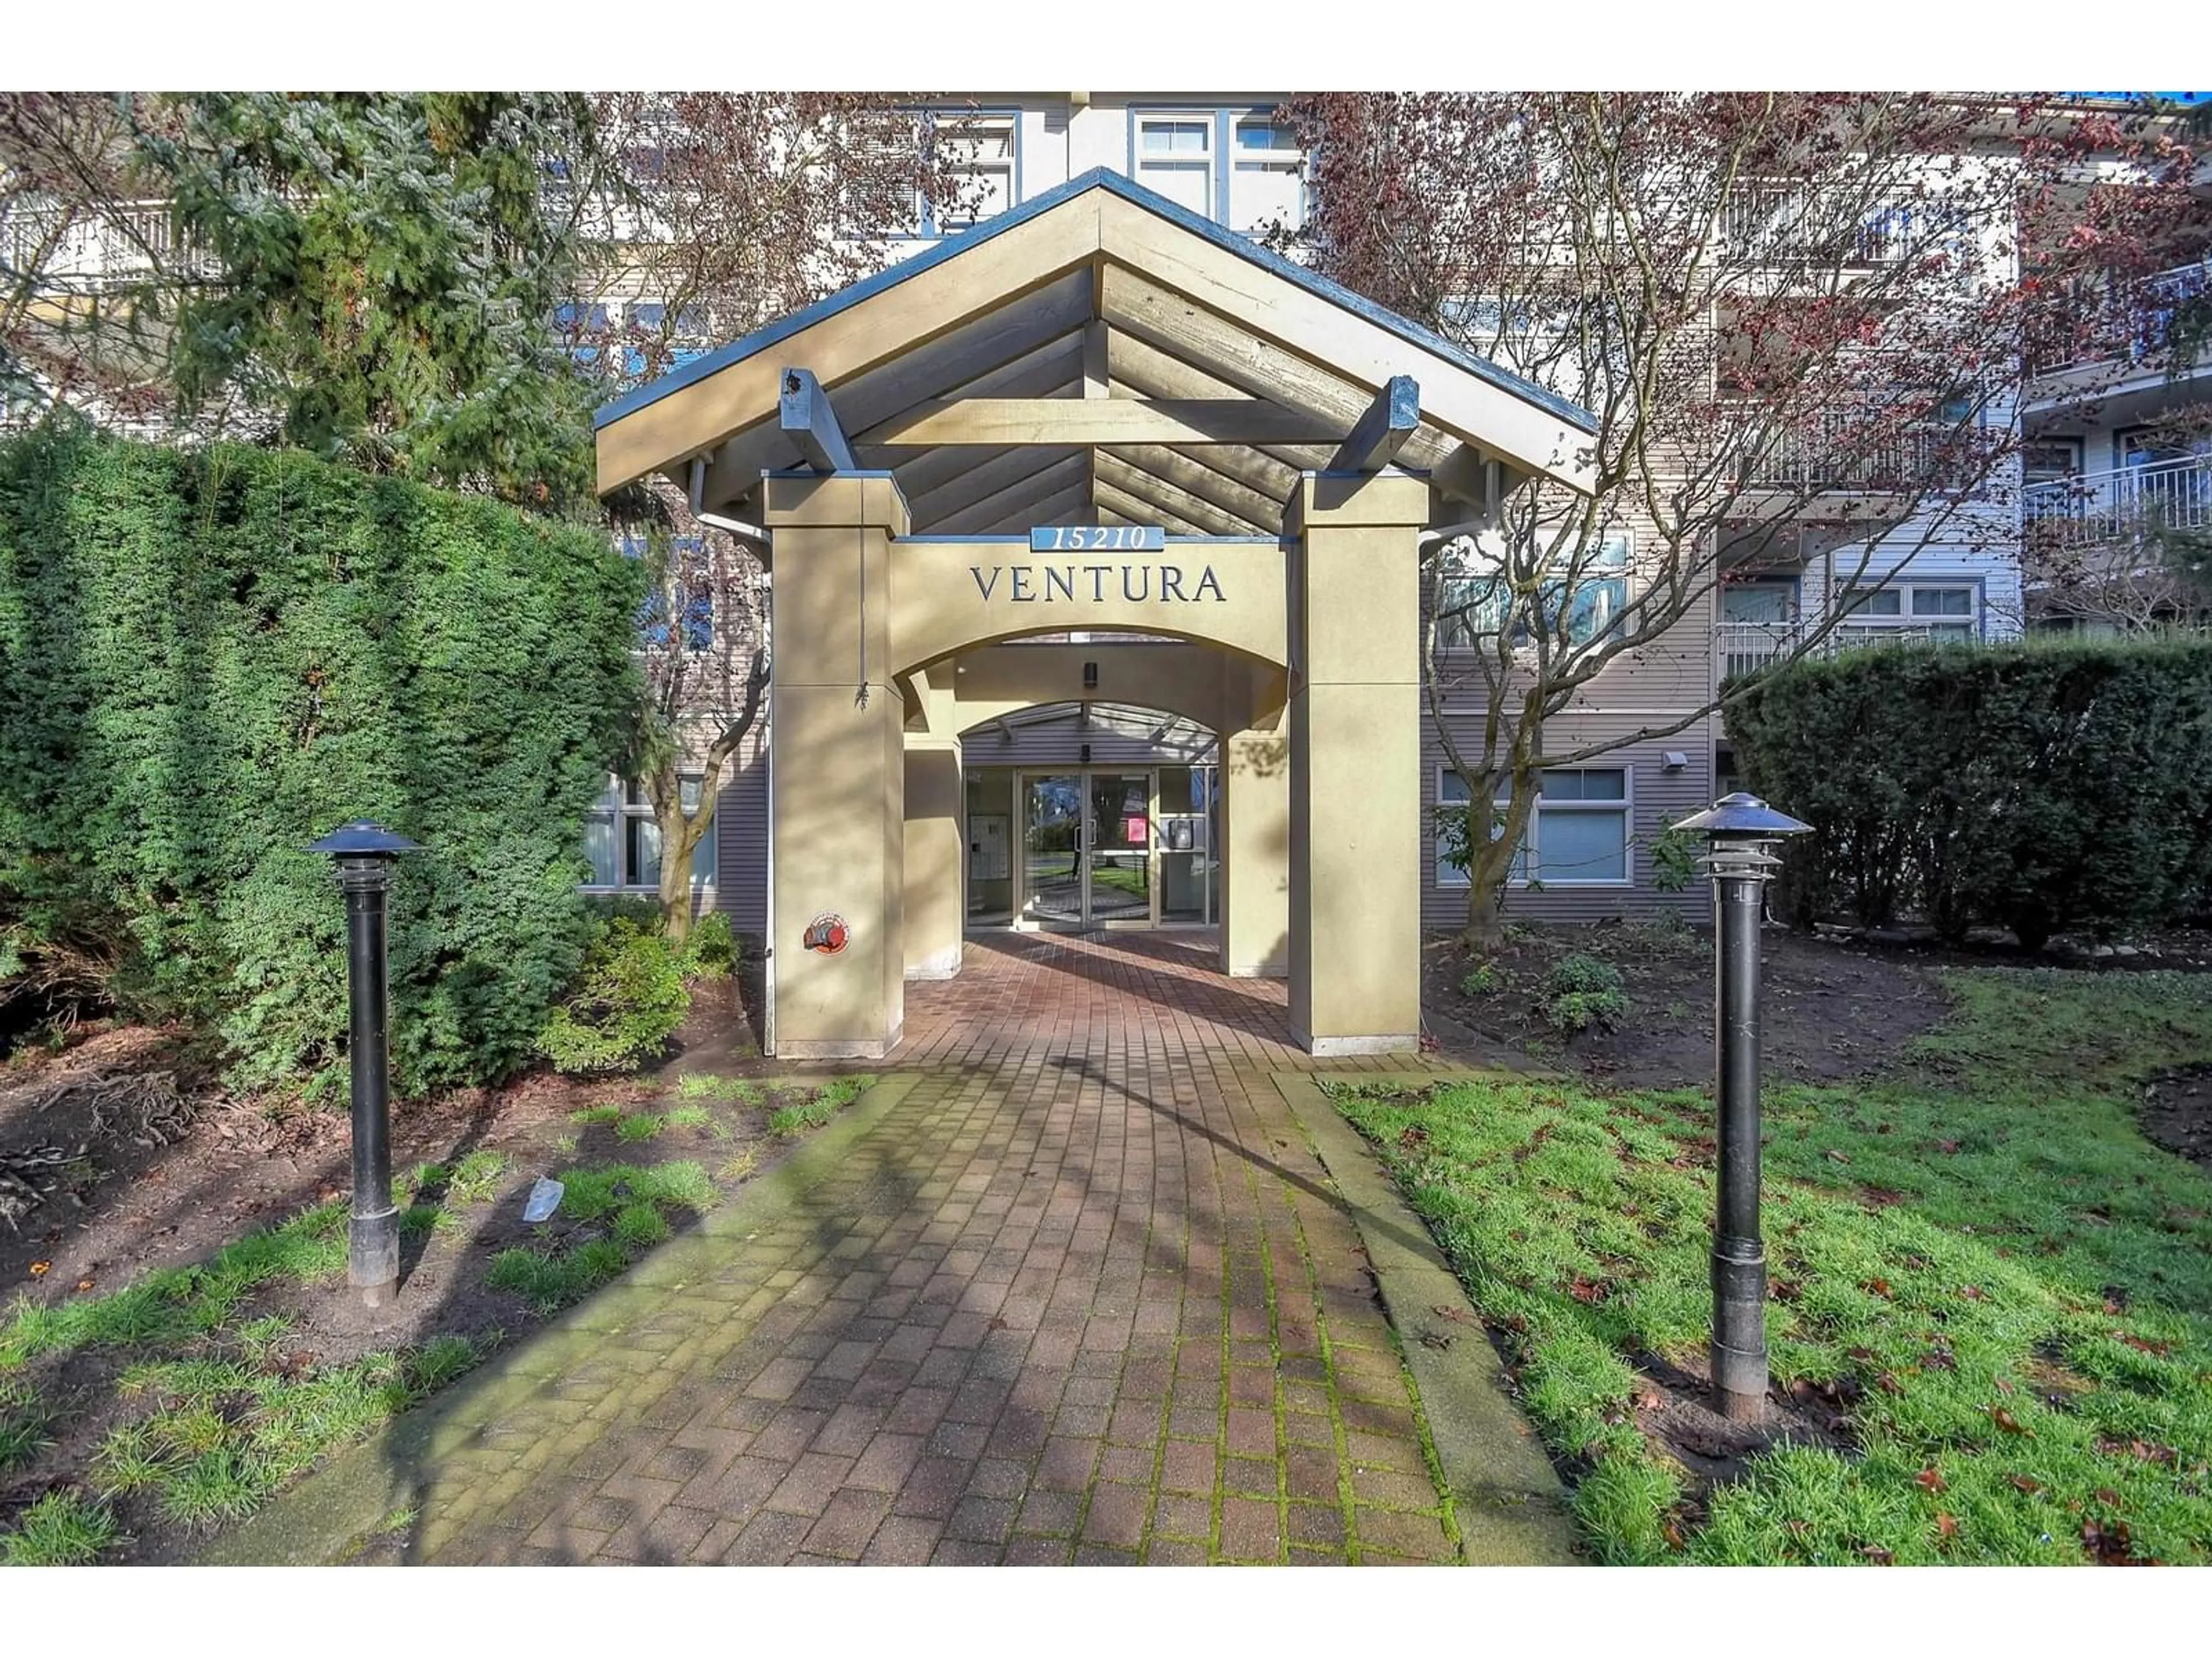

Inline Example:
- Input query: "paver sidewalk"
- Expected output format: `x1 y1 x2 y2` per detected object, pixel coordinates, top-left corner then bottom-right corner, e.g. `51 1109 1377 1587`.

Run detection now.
216 934 1557 1566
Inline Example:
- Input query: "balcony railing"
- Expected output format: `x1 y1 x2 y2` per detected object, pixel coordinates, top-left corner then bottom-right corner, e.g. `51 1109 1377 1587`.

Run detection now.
2024 455 2212 553
1719 182 1918 267
1716 619 1961 684
0 198 210 286
2025 259 2211 380
1734 406 1950 493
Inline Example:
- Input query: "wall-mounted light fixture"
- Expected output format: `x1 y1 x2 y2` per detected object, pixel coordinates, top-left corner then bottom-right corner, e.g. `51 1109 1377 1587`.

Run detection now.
1082 660 1099 690
1080 743 1092 764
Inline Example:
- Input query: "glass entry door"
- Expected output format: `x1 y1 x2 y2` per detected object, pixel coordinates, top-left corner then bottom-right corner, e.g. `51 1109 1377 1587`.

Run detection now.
1017 770 1155 927
1086 775 1153 922
1021 775 1085 925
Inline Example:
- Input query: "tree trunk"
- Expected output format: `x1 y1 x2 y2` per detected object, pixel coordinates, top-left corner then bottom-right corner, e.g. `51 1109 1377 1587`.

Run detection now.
654 797 710 946
1459 774 1539 950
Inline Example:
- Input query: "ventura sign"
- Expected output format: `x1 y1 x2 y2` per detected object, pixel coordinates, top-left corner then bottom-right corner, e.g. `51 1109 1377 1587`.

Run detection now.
967 563 1227 604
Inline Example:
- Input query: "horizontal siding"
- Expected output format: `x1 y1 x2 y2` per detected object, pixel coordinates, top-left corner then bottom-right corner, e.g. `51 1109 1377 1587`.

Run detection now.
713 718 769 934
1422 712 1715 931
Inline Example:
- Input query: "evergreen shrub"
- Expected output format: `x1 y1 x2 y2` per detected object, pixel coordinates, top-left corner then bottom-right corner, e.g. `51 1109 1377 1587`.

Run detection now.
1726 639 2212 945
0 423 643 1092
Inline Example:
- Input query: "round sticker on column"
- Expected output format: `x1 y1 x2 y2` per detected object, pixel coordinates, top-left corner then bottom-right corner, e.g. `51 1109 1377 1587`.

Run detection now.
803 913 850 955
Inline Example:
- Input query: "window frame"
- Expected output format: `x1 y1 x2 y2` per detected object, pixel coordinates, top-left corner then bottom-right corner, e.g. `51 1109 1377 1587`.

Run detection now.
1835 576 1984 642
581 773 717 896
1435 530 1633 652
1127 104 1308 238
917 108 1021 238
1131 107 1224 224
1433 765 1636 891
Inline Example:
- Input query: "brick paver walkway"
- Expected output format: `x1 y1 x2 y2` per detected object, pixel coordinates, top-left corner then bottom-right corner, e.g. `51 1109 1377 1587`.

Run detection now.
299 934 1480 1565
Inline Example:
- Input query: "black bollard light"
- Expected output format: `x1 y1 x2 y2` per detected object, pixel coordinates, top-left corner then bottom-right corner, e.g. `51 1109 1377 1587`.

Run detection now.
306 820 423 1309
1670 791 1811 1423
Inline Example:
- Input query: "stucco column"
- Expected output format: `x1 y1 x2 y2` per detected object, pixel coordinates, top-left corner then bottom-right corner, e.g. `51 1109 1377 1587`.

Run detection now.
1218 725 1289 978
762 472 909 1059
1285 472 1429 1055
903 734 964 980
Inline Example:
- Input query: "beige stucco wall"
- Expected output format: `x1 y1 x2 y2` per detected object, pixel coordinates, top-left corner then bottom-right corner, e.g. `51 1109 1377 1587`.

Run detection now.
1284 474 1429 1054
763 475 910 1059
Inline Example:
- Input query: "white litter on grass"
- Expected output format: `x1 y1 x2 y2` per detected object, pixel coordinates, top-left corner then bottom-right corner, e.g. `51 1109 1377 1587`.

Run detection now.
522 1177 564 1223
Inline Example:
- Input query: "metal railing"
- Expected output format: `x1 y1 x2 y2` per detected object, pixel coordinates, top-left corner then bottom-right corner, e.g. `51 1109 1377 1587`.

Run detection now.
2023 455 2212 552
2025 258 2211 379
1734 405 1950 493
0 198 208 286
1715 618 1959 683
1718 182 1918 267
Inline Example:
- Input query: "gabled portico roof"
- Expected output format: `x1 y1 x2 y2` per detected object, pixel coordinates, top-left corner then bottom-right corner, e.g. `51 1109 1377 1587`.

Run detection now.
595 167 1597 536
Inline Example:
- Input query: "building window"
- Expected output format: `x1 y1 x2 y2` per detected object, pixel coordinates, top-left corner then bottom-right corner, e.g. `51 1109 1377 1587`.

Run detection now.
1135 113 1217 219
1230 114 1304 235
1838 580 1979 643
554 301 609 371
1438 532 1631 649
1436 767 1632 888
620 533 714 650
584 775 715 893
1132 109 1307 237
928 111 1017 232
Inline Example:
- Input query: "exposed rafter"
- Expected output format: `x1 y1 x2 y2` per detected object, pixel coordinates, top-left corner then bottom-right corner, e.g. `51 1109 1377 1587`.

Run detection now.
867 397 1349 449
779 368 855 472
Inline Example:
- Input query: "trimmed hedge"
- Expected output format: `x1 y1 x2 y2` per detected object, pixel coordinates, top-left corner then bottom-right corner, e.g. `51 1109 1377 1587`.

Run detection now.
0 422 644 1092
1727 639 2212 946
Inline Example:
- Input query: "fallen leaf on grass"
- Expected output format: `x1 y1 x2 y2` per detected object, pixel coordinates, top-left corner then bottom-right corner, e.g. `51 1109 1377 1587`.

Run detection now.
1960 1284 1988 1301
2008 1474 2043 1494
1994 1376 2015 1394
1861 1544 1895 1565
27 1261 49 1277
1862 1277 1893 1299
1936 1513 1959 1539
2114 1332 2171 1357
2082 1517 2154 1565
1916 1467 1948 1493
1991 1406 2033 1435
1825 1150 1852 1165
1937 1139 1961 1154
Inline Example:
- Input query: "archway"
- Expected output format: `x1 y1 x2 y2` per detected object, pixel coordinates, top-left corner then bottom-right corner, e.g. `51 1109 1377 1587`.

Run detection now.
591 169 1600 1058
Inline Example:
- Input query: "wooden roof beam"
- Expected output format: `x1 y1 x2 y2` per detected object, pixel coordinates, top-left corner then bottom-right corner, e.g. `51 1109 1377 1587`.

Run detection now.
1327 376 1420 473
778 368 855 472
867 398 1347 449
1092 453 1269 537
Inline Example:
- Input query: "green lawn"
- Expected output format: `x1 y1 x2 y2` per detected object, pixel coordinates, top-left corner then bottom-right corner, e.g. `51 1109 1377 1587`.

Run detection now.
1329 968 2212 1565
0 1075 874 1563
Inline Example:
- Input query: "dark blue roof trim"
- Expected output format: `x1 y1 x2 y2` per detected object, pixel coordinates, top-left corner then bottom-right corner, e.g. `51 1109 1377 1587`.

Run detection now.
594 168 1597 438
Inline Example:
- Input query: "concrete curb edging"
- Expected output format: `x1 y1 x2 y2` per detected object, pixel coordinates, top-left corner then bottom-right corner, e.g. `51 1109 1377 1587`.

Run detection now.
198 1074 923 1566
1271 1071 1582 1566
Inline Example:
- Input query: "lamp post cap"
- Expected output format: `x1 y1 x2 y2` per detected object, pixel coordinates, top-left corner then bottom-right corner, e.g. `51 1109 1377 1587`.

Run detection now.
306 820 423 859
1672 792 1812 838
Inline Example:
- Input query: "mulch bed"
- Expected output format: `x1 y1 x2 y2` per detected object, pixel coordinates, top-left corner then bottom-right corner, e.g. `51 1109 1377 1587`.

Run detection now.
1422 921 2212 1092
0 970 877 1562
2141 1064 2212 1173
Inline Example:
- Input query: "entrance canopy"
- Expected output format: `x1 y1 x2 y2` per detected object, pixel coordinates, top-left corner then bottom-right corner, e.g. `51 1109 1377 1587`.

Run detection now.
594 168 1597 534
592 170 1599 1062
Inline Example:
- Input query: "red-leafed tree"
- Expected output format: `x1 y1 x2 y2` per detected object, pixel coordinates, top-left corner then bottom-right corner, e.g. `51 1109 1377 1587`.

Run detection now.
1277 92 2203 942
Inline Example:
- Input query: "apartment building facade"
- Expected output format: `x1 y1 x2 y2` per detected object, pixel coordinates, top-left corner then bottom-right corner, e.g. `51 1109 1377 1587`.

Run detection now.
604 94 2136 946
10 95 2200 958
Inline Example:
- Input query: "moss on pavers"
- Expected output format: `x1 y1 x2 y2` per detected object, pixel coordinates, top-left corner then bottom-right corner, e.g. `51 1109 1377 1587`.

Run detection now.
1271 1073 1580 1567
198 1075 922 1566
